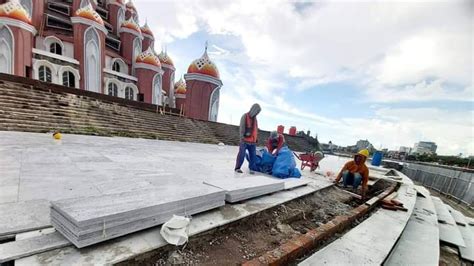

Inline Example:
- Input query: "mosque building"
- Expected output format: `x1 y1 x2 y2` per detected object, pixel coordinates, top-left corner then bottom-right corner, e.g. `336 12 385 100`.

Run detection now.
0 0 222 121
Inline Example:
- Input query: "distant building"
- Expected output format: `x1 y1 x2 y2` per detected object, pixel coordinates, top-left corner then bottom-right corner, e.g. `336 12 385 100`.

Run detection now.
356 139 373 151
399 146 411 153
413 141 437 155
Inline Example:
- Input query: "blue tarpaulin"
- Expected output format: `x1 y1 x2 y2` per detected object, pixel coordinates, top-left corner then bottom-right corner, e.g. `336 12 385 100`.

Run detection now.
247 147 301 178
272 147 301 178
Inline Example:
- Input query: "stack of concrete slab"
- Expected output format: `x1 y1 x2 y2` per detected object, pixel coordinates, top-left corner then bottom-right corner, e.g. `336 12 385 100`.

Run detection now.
50 184 225 248
204 176 285 202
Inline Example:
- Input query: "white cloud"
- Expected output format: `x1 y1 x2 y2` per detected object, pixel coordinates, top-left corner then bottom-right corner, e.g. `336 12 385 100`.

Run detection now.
134 0 474 155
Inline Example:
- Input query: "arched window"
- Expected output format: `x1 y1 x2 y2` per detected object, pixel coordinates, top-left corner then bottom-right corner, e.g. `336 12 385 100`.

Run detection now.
108 83 118 97
50 42 62 55
117 8 125 33
133 37 141 60
152 74 162 105
39 66 52 82
80 0 88 8
112 61 120 72
0 26 13 74
84 27 100 93
125 87 134 100
209 88 220 122
62 71 75 88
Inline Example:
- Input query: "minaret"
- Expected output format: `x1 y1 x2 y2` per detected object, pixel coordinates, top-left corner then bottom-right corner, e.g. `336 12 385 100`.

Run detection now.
0 0 37 76
71 0 107 92
184 44 223 121
174 78 186 112
107 0 125 35
157 49 176 108
135 47 163 104
125 0 138 22
119 17 142 71
141 20 154 51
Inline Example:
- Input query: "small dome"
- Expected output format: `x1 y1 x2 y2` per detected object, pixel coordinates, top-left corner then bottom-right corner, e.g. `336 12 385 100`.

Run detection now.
126 0 136 12
141 22 153 37
75 2 104 26
158 50 174 66
136 47 161 68
121 17 141 33
0 0 32 24
174 78 187 94
187 48 220 79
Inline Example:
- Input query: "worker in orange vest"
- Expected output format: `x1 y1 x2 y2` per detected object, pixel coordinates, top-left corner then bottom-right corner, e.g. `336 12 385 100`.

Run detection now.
334 149 370 198
235 103 261 174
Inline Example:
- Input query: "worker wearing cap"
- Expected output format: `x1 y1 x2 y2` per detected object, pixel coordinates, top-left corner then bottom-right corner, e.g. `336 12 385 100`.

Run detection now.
235 103 261 174
334 149 370 198
266 131 285 155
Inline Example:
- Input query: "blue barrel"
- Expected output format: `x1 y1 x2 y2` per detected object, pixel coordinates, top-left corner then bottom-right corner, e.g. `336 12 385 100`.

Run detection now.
371 151 383 166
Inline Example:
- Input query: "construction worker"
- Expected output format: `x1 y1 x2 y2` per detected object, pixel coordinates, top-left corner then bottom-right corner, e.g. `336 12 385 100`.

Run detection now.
266 131 285 155
334 149 370 198
235 103 261 174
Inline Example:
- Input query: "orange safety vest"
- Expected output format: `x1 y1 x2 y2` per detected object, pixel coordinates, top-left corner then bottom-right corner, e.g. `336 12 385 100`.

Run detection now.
243 113 258 143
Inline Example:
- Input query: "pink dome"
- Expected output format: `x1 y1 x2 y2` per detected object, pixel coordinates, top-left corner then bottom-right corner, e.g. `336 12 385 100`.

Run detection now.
0 0 32 24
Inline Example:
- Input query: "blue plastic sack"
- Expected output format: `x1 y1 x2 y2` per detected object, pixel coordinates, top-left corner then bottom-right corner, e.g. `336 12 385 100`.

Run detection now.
245 149 275 174
272 147 302 178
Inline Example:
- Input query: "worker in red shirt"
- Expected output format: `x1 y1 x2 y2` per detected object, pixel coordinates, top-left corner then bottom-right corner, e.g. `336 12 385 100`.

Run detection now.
266 131 285 155
235 104 261 174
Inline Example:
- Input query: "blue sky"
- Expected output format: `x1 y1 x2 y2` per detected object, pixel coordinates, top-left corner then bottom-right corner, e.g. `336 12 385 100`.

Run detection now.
134 0 473 155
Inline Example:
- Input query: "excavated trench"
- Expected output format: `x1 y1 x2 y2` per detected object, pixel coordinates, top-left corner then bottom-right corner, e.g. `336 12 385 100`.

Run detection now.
120 180 392 266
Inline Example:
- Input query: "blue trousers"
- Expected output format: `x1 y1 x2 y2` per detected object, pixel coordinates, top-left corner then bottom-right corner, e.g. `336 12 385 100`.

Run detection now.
235 142 256 171
342 170 362 189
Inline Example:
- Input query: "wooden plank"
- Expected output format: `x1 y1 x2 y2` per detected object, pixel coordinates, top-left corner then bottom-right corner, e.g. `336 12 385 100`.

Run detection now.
300 184 416 265
384 194 439 265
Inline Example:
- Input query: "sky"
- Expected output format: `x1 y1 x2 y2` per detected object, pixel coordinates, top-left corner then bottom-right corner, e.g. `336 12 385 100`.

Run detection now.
133 0 473 156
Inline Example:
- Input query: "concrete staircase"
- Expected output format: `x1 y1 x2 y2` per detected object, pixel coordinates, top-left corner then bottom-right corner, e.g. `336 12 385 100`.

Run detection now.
0 75 317 151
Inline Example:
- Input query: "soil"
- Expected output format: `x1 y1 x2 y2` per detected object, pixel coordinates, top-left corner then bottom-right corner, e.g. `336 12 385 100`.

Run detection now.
120 187 361 266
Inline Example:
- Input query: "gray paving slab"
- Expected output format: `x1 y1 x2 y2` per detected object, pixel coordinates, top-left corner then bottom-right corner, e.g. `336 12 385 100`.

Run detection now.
0 200 51 236
203 176 284 202
446 206 467 226
458 222 474 262
432 197 465 247
384 194 439 265
0 231 69 263
413 185 431 198
300 184 416 266
51 184 224 225
51 184 226 247
282 177 311 190
432 196 456 225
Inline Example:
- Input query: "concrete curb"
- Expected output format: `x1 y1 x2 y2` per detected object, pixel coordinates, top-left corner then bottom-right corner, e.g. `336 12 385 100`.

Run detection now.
242 184 397 266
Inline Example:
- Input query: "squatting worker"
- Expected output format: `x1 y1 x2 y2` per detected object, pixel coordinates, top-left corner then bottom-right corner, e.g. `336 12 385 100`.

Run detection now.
266 131 285 155
334 149 370 198
235 103 261 174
